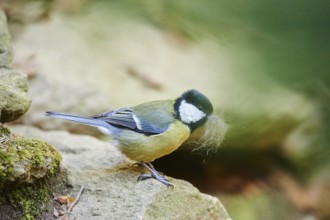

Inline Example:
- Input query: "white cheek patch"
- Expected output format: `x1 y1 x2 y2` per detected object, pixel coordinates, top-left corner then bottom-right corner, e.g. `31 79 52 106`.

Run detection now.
179 100 206 124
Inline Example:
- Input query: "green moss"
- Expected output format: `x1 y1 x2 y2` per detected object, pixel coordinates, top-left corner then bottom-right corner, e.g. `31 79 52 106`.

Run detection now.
0 179 51 220
0 127 11 136
0 126 62 187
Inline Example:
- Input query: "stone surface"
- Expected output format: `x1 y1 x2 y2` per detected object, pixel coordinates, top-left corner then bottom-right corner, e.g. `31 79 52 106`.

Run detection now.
10 125 231 220
0 10 31 123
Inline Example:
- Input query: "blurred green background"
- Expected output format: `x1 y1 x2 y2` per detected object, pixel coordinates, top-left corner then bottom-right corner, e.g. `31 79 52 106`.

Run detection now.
3 0 330 219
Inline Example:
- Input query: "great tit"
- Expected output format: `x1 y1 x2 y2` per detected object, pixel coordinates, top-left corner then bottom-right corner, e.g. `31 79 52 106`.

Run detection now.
46 89 213 187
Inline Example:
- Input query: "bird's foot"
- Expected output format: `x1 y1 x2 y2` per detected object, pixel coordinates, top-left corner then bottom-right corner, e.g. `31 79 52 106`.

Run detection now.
136 162 174 188
137 173 173 188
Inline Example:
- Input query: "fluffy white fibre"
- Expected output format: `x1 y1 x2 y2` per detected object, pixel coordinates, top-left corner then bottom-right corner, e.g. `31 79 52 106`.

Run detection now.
184 114 228 154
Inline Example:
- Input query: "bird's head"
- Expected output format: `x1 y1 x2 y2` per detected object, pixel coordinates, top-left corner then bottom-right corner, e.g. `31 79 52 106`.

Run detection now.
174 89 213 132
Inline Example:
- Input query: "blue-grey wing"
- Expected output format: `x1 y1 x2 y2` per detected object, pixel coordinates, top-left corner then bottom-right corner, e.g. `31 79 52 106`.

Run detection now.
92 107 137 130
131 100 176 134
92 101 175 135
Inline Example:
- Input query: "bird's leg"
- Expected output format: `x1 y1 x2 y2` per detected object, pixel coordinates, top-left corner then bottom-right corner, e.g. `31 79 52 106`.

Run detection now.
142 162 164 175
136 162 174 188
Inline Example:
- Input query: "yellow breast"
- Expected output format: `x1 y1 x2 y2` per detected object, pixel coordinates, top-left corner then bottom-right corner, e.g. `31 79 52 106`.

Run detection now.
118 120 190 162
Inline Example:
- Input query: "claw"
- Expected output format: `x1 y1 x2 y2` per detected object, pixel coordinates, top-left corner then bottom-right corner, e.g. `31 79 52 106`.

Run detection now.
136 162 174 188
137 173 152 181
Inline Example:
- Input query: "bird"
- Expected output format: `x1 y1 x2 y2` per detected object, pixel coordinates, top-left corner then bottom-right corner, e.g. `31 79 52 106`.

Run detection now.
46 89 213 187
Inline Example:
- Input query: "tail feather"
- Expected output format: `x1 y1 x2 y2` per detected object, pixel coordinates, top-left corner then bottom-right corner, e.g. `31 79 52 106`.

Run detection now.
46 111 111 128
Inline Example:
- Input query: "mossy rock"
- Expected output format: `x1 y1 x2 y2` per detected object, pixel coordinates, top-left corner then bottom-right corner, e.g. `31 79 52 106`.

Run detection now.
0 170 69 220
0 126 64 219
1 179 52 220
0 126 62 188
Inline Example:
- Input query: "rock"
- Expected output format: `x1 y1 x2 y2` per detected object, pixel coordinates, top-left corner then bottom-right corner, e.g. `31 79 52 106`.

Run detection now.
0 10 31 123
10 125 231 220
0 69 31 123
0 126 61 188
